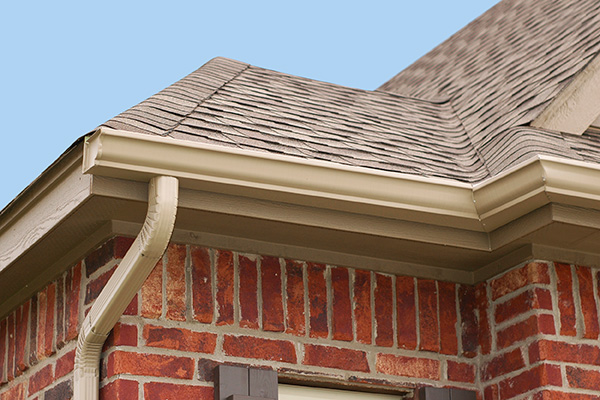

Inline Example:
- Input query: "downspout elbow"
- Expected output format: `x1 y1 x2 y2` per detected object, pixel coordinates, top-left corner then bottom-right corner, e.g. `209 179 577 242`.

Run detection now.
74 176 179 399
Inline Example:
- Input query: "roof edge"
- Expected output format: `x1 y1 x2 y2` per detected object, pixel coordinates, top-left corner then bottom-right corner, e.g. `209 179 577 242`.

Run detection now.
84 128 600 234
84 128 482 230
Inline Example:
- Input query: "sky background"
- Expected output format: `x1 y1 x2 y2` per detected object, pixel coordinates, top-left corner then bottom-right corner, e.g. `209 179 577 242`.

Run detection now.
0 1 499 210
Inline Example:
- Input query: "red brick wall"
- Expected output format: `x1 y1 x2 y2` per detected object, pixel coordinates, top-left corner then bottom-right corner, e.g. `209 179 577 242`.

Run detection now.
1 237 600 399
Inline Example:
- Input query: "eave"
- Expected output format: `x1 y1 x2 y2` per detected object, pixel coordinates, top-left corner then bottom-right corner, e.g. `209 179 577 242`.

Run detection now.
3 127 600 316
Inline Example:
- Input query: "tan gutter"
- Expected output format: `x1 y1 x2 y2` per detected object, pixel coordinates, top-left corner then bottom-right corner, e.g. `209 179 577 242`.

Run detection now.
73 176 178 399
83 128 600 235
83 128 481 231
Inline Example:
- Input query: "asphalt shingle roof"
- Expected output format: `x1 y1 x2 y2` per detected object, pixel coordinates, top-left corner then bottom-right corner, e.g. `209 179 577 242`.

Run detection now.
101 0 600 183
102 58 487 182
379 0 600 176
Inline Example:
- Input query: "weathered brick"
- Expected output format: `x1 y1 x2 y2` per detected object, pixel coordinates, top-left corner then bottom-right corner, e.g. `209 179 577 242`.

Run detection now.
7 313 15 381
354 269 372 344
499 364 561 400
533 391 599 400
529 340 600 365
85 239 115 277
28 364 53 396
261 256 284 332
144 325 216 353
304 344 369 372
106 351 194 379
166 244 187 321
197 358 219 382
0 382 25 400
65 262 81 341
577 267 599 339
191 246 213 323
44 283 56 358
103 323 138 351
484 384 499 400
375 273 394 347
438 281 457 355
285 260 305 336
566 366 600 390
144 382 213 400
44 380 73 400
100 379 138 400
56 276 65 348
223 335 296 363
85 266 116 305
555 262 577 336
14 302 29 376
28 295 37 367
376 353 440 380
55 349 75 379
447 360 475 383
36 289 47 362
114 236 135 259
418 278 439 352
491 262 550 300
497 314 555 349
495 288 553 324
141 259 163 319
239 255 259 329
331 267 352 341
216 250 234 326
476 282 491 355
0 319 6 384
308 263 328 338
459 284 477 358
482 348 525 381
123 294 138 316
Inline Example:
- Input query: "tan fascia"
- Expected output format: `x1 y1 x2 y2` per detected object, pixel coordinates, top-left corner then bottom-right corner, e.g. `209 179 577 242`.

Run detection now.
84 128 600 235
531 52 600 135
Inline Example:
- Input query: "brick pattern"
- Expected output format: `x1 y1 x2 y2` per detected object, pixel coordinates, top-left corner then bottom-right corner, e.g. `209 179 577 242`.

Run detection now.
481 261 600 399
3 237 600 399
0 259 81 399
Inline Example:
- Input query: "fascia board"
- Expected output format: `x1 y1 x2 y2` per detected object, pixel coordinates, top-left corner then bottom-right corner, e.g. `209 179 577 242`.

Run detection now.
531 53 600 135
0 146 92 273
84 128 482 231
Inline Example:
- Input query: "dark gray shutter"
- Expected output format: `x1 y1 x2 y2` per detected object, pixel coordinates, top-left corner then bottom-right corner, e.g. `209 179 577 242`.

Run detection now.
215 365 278 400
418 387 476 400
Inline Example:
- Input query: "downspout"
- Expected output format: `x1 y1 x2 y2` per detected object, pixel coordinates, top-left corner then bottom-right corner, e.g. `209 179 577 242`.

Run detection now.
73 176 179 399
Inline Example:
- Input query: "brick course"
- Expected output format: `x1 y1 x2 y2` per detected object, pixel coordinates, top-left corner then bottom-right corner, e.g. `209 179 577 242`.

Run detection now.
3 237 600 399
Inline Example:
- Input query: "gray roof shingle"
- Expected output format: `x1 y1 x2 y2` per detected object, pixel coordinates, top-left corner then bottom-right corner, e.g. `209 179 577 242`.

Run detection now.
102 57 487 182
378 0 600 178
101 0 600 183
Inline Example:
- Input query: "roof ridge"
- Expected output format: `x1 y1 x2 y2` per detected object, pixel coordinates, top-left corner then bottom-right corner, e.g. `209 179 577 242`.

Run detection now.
165 59 250 135
100 57 248 135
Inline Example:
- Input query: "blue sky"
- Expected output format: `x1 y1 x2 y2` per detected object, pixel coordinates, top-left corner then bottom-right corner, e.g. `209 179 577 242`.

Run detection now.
0 1 499 210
